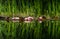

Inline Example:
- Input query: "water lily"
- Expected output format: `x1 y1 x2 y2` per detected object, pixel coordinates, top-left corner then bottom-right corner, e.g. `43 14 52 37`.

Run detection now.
38 16 43 23
12 17 20 22
12 17 19 20
38 16 46 23
24 16 34 23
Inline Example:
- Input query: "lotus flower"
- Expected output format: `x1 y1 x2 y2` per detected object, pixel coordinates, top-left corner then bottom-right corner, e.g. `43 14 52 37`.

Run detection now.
12 17 19 22
12 17 19 20
24 16 34 23
38 16 43 23
38 16 46 23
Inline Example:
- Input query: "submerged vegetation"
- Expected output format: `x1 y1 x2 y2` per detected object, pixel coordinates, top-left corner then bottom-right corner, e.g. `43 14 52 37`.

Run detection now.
0 0 60 39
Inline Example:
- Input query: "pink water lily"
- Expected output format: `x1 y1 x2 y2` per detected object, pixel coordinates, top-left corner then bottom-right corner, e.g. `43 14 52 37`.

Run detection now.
24 17 31 23
28 16 34 20
24 16 34 23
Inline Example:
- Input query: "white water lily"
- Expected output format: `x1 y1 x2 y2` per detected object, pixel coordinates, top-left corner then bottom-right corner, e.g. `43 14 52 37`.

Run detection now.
38 16 43 23
12 17 19 20
39 16 42 19
12 17 19 22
